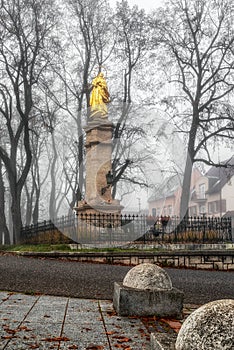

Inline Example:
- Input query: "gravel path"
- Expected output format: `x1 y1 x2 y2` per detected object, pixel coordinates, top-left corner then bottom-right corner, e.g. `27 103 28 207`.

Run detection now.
0 254 233 303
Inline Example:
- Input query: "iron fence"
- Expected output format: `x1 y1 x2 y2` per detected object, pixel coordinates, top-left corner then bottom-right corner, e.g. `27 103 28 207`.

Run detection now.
143 215 232 244
20 214 232 245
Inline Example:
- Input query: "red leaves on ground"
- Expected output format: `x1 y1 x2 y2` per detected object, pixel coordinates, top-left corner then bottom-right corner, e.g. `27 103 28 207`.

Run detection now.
28 345 40 349
106 331 117 335
68 345 78 349
18 325 32 332
117 337 132 343
85 345 104 350
41 336 70 342
160 318 182 333
106 310 117 317
138 328 145 334
110 334 132 348
3 327 18 335
1 335 17 340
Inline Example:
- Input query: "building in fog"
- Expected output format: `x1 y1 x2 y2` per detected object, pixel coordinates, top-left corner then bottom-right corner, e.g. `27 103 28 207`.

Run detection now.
148 157 234 217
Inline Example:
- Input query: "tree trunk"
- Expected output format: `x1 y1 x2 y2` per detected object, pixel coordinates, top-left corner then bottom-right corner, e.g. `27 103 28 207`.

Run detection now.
180 152 193 218
180 117 197 218
10 188 22 244
78 132 84 202
0 161 10 244
24 183 33 225
32 187 40 224
49 130 58 219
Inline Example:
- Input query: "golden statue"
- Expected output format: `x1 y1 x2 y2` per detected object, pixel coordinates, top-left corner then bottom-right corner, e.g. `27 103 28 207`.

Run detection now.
89 72 110 118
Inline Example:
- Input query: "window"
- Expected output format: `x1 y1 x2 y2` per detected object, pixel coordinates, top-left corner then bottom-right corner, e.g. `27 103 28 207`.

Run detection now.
217 200 226 213
168 205 172 215
208 202 216 214
199 183 206 199
199 205 206 214
208 200 226 214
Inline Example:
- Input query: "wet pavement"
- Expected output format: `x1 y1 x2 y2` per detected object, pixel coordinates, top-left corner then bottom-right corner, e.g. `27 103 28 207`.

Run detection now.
0 291 200 350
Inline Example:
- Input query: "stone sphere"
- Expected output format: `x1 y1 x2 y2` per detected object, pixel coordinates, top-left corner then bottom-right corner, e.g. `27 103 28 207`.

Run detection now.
175 299 234 350
123 263 172 290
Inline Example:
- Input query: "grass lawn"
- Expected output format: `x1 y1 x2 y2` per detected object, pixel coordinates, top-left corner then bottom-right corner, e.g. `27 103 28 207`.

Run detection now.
0 244 148 253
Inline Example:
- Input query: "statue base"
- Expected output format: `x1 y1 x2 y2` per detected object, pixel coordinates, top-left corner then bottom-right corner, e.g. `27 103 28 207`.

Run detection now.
74 199 123 216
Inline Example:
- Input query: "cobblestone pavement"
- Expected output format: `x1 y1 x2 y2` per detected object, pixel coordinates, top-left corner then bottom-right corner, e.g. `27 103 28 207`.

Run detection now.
0 292 200 350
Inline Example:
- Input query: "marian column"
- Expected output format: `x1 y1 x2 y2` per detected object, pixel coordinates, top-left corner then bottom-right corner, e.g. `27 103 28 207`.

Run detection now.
74 72 122 215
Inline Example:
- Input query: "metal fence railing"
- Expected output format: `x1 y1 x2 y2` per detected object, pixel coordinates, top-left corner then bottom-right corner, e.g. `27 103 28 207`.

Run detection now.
20 214 232 245
143 215 232 244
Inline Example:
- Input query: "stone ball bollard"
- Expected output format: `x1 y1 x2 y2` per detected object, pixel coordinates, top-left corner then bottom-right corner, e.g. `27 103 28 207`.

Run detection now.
113 263 183 317
123 263 173 290
175 299 234 350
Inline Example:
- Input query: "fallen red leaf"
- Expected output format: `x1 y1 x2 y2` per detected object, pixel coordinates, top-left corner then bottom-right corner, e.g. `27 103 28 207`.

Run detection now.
160 319 182 333
117 338 132 344
138 328 145 333
41 336 70 342
4 327 18 334
112 336 132 343
18 326 32 332
114 344 129 348
86 345 104 349
1 335 17 339
107 311 117 317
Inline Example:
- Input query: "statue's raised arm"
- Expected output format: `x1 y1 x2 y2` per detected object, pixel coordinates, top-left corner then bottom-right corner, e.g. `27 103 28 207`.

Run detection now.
89 72 110 119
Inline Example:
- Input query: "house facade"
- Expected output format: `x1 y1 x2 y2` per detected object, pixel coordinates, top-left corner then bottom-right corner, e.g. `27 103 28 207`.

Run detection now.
148 157 234 218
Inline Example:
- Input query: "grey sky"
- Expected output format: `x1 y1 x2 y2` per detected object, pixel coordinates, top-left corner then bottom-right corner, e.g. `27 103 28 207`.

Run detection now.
109 0 165 11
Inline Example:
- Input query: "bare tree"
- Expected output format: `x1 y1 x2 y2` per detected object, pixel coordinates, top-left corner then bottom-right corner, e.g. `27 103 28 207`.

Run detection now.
110 1 152 197
41 0 115 211
114 0 149 103
22 122 50 225
0 0 56 243
154 0 234 216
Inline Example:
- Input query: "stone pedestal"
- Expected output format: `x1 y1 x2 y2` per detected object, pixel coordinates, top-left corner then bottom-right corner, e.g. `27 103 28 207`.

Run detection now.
113 263 184 318
113 282 184 318
85 120 113 203
74 118 123 216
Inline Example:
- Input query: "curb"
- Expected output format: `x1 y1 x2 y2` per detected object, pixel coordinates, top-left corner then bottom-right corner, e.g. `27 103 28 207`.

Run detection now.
151 333 177 350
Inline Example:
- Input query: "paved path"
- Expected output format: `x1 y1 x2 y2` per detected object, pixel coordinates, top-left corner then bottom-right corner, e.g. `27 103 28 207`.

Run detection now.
0 255 233 349
0 255 233 304
0 291 152 349
0 292 200 350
